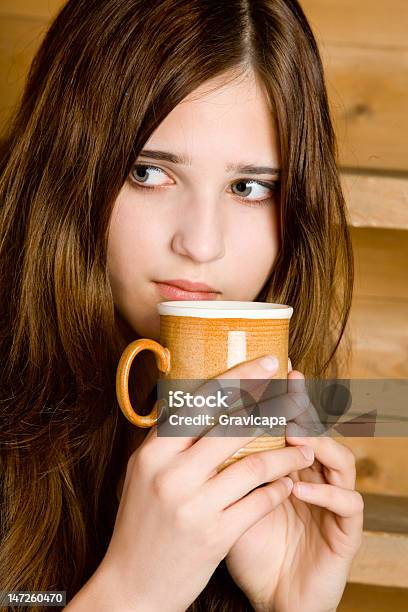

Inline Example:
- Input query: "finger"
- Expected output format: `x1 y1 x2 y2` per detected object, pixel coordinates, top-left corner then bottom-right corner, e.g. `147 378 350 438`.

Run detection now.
292 481 364 538
201 444 314 509
205 371 315 437
159 358 294 443
223 477 293 539
196 388 307 438
286 451 327 486
178 374 317 482
229 369 325 439
178 405 287 483
287 371 326 435
286 435 357 489
148 354 281 458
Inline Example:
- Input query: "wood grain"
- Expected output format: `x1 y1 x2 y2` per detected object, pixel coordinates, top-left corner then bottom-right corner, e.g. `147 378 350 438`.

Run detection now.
301 0 408 48
342 173 408 230
0 1 62 20
348 297 408 378
0 15 47 133
338 583 408 611
351 227 408 300
347 493 408 588
349 530 408 588
346 227 408 379
321 44 408 171
359 493 408 533
301 1 408 171
340 438 408 496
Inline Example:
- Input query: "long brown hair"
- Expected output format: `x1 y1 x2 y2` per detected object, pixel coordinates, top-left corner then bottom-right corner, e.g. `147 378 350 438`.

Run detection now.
0 0 353 610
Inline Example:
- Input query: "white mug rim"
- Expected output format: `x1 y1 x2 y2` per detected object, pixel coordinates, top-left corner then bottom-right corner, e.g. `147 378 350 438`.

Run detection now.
157 300 293 319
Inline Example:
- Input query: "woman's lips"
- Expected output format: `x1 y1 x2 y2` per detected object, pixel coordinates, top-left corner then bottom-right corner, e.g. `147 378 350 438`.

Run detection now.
154 282 219 300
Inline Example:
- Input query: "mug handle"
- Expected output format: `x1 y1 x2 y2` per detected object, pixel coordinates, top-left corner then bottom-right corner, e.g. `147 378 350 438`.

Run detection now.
116 339 171 428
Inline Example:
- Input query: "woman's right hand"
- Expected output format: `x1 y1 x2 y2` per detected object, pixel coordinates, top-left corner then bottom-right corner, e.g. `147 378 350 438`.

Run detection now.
68 355 315 612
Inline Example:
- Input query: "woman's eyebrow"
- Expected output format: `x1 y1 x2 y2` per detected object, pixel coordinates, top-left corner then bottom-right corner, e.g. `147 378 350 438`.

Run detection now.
138 149 281 176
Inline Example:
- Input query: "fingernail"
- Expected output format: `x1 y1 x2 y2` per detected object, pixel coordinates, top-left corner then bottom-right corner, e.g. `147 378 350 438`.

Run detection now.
299 445 314 461
288 358 292 372
259 355 279 372
294 481 311 496
281 476 293 492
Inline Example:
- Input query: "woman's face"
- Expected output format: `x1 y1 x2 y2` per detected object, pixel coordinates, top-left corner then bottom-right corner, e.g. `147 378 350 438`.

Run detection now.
107 69 281 340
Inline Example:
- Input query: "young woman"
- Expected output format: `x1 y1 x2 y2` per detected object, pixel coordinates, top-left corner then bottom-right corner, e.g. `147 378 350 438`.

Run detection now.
0 1 363 610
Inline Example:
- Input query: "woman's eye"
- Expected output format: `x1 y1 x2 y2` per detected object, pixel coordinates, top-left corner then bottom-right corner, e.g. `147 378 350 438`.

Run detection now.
129 164 171 188
128 166 279 207
231 179 279 204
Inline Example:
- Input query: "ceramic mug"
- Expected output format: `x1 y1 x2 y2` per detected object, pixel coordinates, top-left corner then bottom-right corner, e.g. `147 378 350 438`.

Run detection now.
116 300 293 469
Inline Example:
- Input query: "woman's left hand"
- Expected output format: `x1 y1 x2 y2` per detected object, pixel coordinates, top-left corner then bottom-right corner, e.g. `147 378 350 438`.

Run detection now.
224 368 364 612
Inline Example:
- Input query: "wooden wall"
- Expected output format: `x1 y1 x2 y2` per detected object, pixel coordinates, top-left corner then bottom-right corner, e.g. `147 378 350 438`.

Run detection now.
302 0 408 172
0 2 59 132
299 3 408 606
1 1 407 609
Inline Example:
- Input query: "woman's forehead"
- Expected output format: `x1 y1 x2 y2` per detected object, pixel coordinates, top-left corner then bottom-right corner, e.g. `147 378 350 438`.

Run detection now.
141 71 280 169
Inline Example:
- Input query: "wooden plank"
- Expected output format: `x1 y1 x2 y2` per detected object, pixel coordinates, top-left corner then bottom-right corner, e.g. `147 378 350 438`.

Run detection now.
349 296 408 378
349 530 408 587
321 44 408 171
342 173 408 230
301 0 408 48
0 15 48 135
338 583 408 611
339 439 408 497
361 493 408 534
350 227 408 300
334 380 408 438
346 493 408 587
0 1 62 20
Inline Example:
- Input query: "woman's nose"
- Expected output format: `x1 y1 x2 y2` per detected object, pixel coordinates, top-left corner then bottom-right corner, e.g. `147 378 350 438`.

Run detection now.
171 199 225 263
